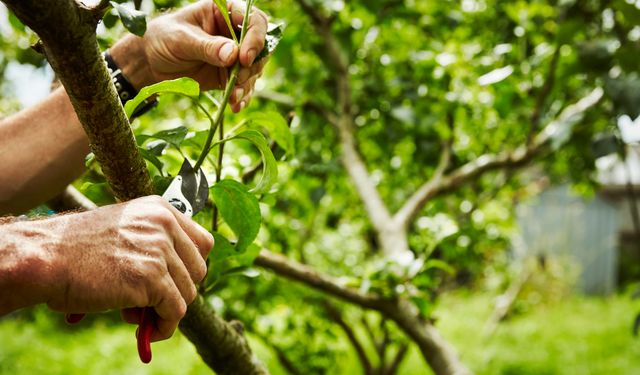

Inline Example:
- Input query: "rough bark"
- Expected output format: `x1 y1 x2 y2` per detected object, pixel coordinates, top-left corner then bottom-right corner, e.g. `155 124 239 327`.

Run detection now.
180 296 268 375
4 0 266 373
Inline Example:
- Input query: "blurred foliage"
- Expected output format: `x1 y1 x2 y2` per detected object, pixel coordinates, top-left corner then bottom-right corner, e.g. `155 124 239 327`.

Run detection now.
1 0 640 373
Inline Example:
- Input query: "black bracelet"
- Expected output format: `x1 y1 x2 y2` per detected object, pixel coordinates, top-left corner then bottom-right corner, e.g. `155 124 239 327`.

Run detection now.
103 50 157 118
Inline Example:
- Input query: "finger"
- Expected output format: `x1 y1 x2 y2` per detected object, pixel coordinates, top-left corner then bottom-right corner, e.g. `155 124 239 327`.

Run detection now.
121 308 142 324
150 276 186 342
170 224 208 284
236 58 267 85
231 78 257 112
228 0 268 66
190 30 239 67
190 64 230 91
164 202 215 259
164 247 199 304
230 75 256 106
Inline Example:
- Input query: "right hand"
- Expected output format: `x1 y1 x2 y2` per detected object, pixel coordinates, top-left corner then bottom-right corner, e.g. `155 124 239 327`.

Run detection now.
42 196 214 341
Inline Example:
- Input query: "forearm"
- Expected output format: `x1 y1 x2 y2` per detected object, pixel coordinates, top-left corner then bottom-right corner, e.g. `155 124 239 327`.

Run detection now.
0 40 147 215
0 87 89 214
0 219 60 315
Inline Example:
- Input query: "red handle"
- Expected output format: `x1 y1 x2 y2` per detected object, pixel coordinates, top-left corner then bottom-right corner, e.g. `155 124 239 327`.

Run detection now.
65 313 85 324
137 307 156 364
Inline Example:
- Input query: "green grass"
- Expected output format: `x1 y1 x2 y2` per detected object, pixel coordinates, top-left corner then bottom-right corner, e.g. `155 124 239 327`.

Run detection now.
428 292 640 375
1 293 639 374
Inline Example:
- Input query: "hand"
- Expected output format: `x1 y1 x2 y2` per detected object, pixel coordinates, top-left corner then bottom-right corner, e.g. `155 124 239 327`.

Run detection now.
37 196 212 341
111 0 269 113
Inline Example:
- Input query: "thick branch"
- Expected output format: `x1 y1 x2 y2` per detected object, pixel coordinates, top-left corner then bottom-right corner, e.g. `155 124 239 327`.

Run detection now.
179 298 267 375
255 250 383 309
394 87 604 227
295 0 394 240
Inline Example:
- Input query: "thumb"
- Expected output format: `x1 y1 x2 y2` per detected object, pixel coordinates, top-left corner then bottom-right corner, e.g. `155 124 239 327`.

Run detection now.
189 31 238 67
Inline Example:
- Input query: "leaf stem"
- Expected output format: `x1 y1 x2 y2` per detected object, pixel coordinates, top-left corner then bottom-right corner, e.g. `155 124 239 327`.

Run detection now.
194 0 253 171
194 66 238 171
212 118 225 232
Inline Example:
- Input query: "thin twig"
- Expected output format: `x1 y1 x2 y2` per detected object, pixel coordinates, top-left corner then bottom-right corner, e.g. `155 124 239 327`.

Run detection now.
323 302 373 375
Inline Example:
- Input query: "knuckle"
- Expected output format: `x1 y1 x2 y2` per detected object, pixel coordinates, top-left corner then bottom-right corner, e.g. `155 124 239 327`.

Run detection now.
150 207 176 229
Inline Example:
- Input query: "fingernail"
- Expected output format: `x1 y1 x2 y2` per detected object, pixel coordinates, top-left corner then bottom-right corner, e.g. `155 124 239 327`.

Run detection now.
240 100 247 111
247 49 257 65
219 42 235 64
234 87 245 101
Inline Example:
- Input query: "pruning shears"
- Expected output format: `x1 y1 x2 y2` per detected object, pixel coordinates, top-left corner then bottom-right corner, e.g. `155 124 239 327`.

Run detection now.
66 159 209 364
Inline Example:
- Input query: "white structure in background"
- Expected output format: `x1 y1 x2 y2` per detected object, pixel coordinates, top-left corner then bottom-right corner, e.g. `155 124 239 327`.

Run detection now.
517 115 640 295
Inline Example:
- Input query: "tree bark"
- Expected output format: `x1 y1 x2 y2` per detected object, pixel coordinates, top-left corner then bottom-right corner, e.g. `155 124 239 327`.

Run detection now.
4 1 267 373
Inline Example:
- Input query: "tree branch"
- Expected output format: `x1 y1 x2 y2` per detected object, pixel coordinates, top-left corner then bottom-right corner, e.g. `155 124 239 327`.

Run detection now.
295 0 394 243
255 250 383 309
385 343 409 375
394 143 451 229
323 302 373 375
394 87 604 228
48 185 98 212
530 47 560 130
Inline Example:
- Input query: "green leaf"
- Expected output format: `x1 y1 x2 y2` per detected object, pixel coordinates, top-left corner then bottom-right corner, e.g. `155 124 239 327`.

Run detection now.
205 232 236 287
212 0 238 42
614 0 640 25
152 175 172 195
424 259 455 275
125 78 200 118
146 140 168 156
410 296 432 318
210 180 261 253
8 12 25 32
235 243 261 267
255 23 285 63
138 147 164 174
246 111 295 155
138 126 189 149
110 2 147 36
212 232 237 259
227 130 278 193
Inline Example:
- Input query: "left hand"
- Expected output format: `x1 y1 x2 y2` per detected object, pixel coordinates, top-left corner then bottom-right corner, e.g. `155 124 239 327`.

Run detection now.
111 0 269 112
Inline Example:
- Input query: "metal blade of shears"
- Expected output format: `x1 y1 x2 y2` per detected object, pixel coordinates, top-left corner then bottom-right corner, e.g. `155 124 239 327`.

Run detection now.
161 159 209 217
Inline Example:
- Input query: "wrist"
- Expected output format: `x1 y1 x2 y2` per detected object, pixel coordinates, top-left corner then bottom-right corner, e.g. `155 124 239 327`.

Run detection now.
109 34 155 91
0 219 64 314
